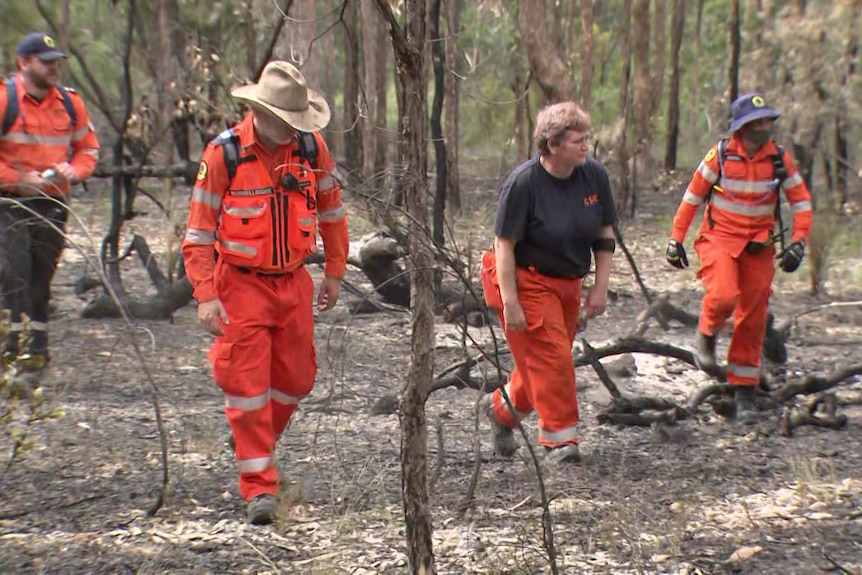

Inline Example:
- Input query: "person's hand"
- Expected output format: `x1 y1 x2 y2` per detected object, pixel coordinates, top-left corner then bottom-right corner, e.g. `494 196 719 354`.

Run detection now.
779 240 805 273
198 298 229 335
52 162 77 184
666 239 689 269
16 171 47 197
317 276 342 311
585 287 608 319
503 301 527 331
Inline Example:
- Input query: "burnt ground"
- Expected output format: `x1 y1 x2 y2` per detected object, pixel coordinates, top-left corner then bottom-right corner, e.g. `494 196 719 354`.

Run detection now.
0 174 861 575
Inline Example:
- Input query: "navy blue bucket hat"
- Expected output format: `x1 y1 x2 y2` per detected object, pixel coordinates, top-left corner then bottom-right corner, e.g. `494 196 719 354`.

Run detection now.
728 93 781 133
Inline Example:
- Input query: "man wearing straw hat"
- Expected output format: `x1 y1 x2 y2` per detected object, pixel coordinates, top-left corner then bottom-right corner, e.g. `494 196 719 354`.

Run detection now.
182 61 348 525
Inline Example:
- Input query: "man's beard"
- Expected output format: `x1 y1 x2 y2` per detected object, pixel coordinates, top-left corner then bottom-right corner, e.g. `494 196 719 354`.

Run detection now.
25 69 53 90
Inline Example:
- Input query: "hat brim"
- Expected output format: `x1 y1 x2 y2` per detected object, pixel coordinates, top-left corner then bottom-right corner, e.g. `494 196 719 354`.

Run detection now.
36 51 67 62
231 85 331 133
728 107 780 133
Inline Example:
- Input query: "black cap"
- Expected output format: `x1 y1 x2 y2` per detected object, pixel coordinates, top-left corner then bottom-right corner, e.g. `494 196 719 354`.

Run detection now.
16 32 67 62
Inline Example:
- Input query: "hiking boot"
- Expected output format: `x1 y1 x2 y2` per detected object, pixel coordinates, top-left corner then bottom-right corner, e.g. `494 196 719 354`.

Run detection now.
545 444 581 465
695 332 717 373
3 333 19 366
18 331 49 372
734 386 758 425
247 494 277 525
479 393 518 457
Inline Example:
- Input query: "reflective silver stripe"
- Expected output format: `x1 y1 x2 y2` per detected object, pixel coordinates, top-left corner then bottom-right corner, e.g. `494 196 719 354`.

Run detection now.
727 363 761 378
1 132 71 146
71 127 90 141
9 322 24 331
28 321 47 331
317 174 336 190
682 189 704 206
791 201 812 213
697 161 718 183
711 195 776 216
237 456 272 473
500 382 529 419
318 205 346 223
192 186 222 210
718 178 776 194
271 389 302 405
224 204 266 217
539 426 578 443
184 228 215 245
221 240 257 255
225 392 270 411
784 172 803 188
81 148 99 158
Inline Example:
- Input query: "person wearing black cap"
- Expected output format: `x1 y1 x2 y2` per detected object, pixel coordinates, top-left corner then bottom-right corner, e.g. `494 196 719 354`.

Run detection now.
664 93 812 424
0 32 100 370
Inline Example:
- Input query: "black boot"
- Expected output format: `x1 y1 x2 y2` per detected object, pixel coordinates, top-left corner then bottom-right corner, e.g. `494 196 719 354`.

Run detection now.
695 332 717 373
19 331 48 372
735 386 758 425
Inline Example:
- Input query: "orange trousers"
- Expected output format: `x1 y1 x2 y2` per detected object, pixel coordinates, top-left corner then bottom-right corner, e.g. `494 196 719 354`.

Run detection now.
481 252 582 447
209 261 317 501
695 234 775 386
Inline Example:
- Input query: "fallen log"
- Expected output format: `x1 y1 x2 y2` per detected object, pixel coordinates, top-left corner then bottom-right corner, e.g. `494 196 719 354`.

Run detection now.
91 161 198 180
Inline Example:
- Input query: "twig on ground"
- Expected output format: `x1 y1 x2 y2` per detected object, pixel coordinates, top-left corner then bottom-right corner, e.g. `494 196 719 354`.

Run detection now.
238 536 282 575
821 549 856 575
581 339 622 399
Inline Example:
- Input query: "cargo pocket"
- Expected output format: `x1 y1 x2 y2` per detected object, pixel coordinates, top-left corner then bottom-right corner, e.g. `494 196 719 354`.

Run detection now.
209 341 234 390
480 250 503 310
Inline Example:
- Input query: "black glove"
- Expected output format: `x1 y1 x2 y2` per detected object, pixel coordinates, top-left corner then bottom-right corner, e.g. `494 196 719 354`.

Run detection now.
666 239 689 269
779 240 805 273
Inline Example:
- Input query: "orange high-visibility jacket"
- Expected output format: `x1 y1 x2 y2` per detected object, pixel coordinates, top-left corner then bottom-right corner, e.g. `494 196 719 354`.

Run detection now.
672 134 812 254
0 75 100 195
182 114 349 303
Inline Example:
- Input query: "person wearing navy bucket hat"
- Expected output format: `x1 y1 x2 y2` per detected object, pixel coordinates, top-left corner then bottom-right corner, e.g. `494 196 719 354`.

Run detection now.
664 92 813 425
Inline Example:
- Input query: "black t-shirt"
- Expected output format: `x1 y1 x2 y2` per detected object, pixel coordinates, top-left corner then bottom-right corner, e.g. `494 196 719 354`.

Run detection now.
494 155 617 278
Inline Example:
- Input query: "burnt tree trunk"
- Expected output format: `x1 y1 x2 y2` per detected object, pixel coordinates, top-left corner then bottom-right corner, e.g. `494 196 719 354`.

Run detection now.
579 0 595 108
343 0 364 175
430 0 447 251
443 0 461 215
664 0 686 170
375 0 437 572
728 0 741 105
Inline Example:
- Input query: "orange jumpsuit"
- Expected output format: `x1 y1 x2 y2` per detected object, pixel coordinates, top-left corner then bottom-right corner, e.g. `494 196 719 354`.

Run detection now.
182 114 348 501
671 135 812 386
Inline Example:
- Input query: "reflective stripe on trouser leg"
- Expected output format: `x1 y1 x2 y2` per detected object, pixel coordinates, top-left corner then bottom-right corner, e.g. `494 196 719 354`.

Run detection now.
270 267 317 438
727 248 775 386
505 268 582 448
695 236 740 336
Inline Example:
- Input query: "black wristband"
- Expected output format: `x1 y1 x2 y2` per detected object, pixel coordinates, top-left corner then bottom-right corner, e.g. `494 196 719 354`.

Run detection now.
592 237 616 253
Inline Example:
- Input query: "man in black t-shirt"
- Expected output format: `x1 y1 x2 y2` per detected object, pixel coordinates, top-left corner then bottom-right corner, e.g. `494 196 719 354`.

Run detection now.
479 101 618 464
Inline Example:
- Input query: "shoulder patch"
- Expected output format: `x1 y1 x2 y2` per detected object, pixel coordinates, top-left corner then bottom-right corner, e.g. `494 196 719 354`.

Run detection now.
704 148 717 162
63 86 77 94
196 161 208 181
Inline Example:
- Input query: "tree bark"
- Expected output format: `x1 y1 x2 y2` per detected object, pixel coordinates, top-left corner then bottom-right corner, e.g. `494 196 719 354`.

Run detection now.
374 1 437 571
649 0 666 121
632 0 651 156
443 0 461 215
343 0 364 174
616 0 633 217
664 0 686 170
728 0 741 105
579 0 595 109
361 0 380 180
515 0 575 103
689 0 705 135
430 0 447 250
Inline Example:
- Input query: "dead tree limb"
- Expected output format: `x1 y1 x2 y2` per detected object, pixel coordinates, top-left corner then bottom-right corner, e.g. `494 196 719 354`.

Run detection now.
780 406 848 437
90 161 198 180
582 339 622 399
773 364 862 402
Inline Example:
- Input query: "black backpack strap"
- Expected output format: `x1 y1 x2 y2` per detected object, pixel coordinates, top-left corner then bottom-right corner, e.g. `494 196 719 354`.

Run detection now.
56 86 78 130
298 131 318 168
2 77 18 135
705 138 728 230
211 129 240 180
772 144 788 188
